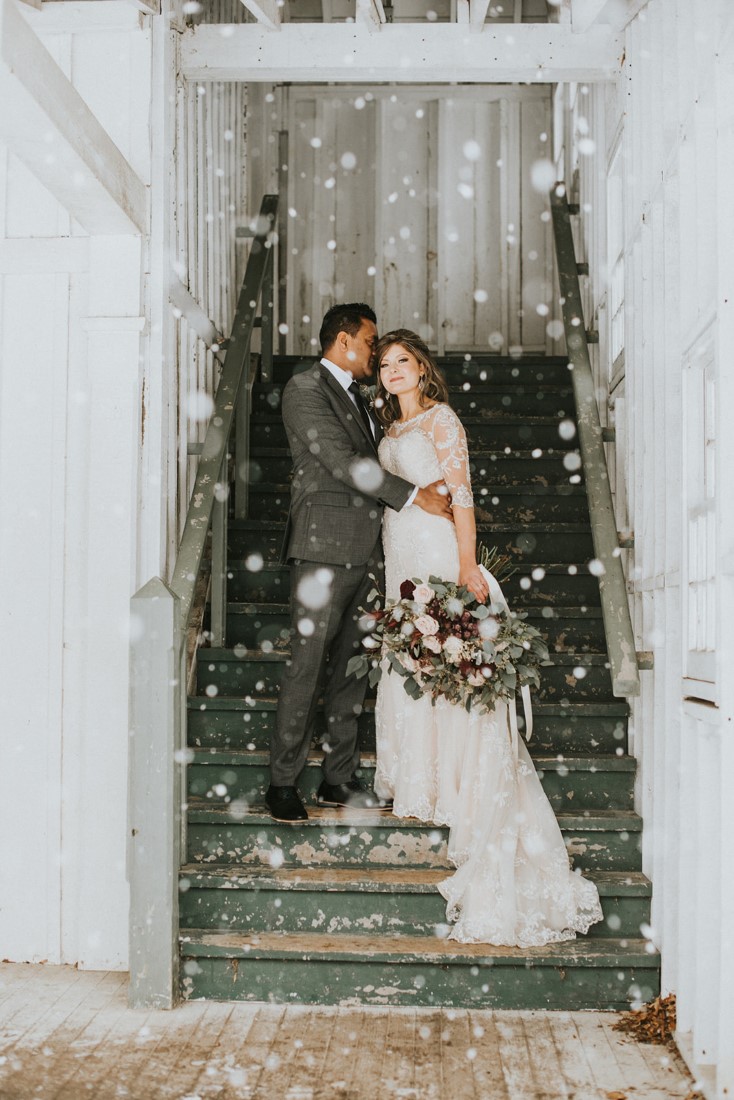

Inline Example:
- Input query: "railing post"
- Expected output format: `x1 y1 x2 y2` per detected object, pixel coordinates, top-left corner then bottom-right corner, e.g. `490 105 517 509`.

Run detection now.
277 129 289 356
210 453 229 647
235 358 252 521
261 247 275 384
128 577 183 1008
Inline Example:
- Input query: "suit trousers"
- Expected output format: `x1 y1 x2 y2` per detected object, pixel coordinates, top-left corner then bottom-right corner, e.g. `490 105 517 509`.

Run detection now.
270 551 383 787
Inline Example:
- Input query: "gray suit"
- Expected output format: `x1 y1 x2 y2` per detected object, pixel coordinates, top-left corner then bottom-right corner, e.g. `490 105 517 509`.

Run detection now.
272 363 413 786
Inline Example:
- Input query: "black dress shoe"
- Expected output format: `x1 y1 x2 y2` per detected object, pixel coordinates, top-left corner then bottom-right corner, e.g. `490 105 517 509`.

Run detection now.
316 778 388 810
265 785 308 822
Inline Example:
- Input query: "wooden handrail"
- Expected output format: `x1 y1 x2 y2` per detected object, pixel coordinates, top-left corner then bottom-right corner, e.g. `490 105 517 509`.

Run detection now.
169 193 278 627
550 185 640 698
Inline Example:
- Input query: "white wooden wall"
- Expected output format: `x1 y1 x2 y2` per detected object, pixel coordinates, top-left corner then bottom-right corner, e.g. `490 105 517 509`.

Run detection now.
0 3 149 971
283 86 555 356
0 3 247 970
560 4 734 1096
170 78 247 570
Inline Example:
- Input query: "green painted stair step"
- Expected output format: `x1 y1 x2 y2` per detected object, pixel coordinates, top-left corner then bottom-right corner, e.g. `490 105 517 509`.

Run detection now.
227 560 604 607
186 749 635 811
247 484 591 525
226 519 596 566
270 354 574 387
187 699 628 754
222 602 607 652
185 806 642 873
180 348 657 1010
248 447 584 488
253 382 576 419
178 866 651 941
251 414 581 451
196 648 615 702
179 930 660 1010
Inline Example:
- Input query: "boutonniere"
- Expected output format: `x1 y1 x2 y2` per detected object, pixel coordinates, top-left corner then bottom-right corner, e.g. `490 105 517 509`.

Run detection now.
359 383 377 409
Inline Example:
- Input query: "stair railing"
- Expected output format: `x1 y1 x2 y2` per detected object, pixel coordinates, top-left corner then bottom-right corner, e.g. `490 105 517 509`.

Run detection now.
549 184 640 699
127 194 278 1009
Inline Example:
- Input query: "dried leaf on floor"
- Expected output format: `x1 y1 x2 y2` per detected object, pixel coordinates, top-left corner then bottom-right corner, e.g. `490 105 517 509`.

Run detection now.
612 993 677 1047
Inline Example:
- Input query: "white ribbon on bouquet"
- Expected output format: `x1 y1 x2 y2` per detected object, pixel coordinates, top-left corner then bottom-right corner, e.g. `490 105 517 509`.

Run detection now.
479 564 534 761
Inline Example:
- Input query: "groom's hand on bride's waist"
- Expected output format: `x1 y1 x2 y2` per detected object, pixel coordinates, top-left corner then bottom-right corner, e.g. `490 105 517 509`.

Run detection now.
414 480 454 522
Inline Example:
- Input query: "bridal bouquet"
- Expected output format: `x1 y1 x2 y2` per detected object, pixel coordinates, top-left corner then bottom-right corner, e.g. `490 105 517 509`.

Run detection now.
347 553 548 714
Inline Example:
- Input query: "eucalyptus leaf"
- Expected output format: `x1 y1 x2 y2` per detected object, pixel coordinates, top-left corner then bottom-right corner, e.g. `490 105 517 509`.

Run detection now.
368 665 383 688
346 654 368 679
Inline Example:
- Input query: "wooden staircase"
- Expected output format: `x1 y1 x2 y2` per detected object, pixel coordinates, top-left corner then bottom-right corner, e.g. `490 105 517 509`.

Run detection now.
179 353 659 1009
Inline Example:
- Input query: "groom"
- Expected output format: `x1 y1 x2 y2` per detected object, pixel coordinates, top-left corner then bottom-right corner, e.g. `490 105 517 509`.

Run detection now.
266 303 453 822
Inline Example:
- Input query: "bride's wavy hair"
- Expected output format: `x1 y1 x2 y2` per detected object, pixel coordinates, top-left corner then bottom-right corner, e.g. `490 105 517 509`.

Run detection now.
373 329 449 426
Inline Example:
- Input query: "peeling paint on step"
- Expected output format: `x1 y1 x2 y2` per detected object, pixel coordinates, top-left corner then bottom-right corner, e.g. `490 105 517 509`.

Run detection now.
368 831 447 866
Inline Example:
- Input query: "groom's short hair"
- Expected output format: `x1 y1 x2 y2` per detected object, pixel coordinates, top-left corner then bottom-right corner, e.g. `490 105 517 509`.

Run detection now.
319 303 377 355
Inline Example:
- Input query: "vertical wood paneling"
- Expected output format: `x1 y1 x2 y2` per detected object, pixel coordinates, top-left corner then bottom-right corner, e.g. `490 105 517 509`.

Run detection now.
289 94 318 353
378 95 433 337
286 87 550 355
0 271 68 962
333 96 375 307
172 79 248 548
520 96 552 349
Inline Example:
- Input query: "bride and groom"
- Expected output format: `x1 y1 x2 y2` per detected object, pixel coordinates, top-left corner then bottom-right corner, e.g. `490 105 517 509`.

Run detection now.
266 302 603 945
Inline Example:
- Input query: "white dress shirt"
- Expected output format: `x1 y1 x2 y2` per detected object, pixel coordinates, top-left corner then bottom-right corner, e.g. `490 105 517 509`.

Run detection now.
321 357 418 508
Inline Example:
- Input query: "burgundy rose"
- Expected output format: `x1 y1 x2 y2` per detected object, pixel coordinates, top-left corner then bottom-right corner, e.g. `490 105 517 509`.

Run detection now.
400 579 416 599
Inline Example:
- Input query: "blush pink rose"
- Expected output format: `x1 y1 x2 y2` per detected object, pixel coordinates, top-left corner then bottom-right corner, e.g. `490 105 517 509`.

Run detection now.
413 584 435 604
422 635 441 654
413 614 439 636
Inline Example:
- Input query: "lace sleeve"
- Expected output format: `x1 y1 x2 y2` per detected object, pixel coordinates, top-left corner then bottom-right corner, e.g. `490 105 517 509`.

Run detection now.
429 405 474 509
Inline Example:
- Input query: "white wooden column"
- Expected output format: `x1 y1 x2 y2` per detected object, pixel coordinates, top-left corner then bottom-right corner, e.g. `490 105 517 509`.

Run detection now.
61 236 144 969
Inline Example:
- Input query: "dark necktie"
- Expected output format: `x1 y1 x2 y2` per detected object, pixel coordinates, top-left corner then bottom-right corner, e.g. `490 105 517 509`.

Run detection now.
348 382 376 446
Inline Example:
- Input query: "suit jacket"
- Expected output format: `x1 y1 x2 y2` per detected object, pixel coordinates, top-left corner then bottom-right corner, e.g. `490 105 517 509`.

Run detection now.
280 363 414 565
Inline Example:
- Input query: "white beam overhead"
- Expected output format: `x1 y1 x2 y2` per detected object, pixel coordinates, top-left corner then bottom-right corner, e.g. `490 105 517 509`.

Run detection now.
181 22 622 82
0 0 146 235
239 0 282 30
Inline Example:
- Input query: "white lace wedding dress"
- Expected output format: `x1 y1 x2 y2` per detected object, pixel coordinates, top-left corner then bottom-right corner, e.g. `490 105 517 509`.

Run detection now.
374 403 603 946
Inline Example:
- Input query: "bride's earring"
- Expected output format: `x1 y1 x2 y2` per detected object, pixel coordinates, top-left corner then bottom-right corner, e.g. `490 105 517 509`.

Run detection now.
419 374 425 390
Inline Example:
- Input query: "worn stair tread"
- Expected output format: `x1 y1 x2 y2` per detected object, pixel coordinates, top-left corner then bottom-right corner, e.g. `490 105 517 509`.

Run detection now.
186 804 642 831
230 519 591 532
189 747 635 771
253 412 574 425
271 353 572 366
199 647 611 666
187 696 629 715
251 446 579 460
227 557 603 575
180 929 658 965
250 483 587 497
254 381 576 394
226 601 603 619
179 864 652 896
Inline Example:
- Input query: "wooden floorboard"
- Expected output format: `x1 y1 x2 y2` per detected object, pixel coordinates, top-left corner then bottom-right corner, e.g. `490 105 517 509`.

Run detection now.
0 965 697 1100
547 1012 600 1100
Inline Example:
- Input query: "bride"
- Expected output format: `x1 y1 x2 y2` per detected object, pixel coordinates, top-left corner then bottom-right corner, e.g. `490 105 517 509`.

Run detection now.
371 329 603 946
